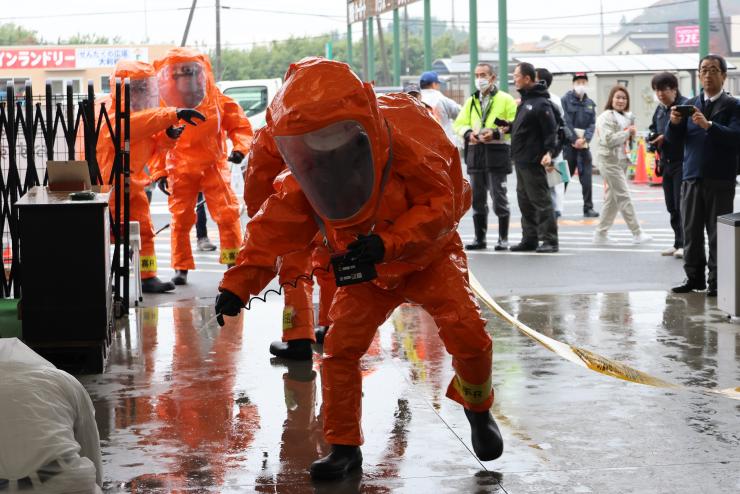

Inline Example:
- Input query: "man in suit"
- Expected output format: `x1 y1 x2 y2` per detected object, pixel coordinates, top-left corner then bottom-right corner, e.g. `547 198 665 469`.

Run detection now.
665 54 740 297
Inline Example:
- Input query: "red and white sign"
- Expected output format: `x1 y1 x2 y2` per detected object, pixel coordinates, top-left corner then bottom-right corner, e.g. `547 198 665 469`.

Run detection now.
675 25 700 48
0 48 76 69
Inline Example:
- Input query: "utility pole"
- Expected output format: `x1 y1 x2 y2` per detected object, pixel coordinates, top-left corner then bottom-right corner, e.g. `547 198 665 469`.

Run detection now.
424 0 432 71
362 20 369 81
498 0 508 91
181 0 198 47
470 0 478 93
600 0 605 55
215 0 222 80
367 17 375 82
699 0 710 58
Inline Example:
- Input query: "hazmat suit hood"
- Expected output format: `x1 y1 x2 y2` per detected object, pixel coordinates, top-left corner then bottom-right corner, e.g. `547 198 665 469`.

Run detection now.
269 57 390 228
109 60 160 113
154 47 216 110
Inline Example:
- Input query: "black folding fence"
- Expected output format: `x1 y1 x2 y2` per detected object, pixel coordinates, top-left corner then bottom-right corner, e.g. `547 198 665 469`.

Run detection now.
0 79 131 313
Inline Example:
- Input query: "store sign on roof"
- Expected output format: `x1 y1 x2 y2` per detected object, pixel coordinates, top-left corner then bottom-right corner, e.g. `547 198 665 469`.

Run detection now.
0 47 149 70
347 0 420 23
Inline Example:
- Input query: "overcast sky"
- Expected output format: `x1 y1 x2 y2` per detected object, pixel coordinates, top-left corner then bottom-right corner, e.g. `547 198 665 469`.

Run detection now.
1 0 671 49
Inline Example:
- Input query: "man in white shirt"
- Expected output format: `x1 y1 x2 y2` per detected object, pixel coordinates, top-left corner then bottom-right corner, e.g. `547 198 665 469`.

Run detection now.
420 71 461 145
0 338 102 494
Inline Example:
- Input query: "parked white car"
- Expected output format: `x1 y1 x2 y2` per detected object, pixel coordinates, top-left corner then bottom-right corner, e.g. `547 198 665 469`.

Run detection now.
216 78 282 130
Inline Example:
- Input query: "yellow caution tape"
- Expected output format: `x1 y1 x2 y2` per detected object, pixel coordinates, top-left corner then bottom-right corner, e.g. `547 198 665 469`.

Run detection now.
468 271 740 401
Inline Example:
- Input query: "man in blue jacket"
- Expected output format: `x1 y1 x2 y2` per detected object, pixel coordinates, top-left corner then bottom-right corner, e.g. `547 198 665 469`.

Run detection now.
665 54 740 297
561 73 599 218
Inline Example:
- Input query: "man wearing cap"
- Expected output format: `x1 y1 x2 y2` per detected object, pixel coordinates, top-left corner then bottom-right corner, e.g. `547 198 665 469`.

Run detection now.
561 73 599 218
420 71 461 145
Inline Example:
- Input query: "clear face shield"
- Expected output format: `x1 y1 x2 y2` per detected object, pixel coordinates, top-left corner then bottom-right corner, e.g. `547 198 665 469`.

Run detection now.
129 76 160 112
274 120 376 221
158 61 206 108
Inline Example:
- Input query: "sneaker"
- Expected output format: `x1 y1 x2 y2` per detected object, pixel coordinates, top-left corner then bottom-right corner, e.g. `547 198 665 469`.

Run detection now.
632 232 653 244
672 278 706 293
673 248 684 259
593 231 611 244
197 237 217 252
509 242 538 252
494 239 509 251
535 242 559 253
661 247 677 256
584 209 600 218
171 270 188 286
465 240 487 250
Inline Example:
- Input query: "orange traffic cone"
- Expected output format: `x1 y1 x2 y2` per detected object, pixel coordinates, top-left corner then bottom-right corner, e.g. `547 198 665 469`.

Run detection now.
633 140 648 184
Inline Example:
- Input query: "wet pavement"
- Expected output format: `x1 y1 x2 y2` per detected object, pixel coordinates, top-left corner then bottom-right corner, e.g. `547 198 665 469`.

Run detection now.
79 288 740 493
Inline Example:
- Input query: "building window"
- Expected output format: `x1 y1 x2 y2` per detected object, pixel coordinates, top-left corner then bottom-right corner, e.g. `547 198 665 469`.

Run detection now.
101 76 110 94
47 79 82 96
0 77 31 98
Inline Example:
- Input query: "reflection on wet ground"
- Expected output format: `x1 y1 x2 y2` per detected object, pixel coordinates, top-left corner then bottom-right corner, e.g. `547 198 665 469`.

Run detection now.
79 291 740 493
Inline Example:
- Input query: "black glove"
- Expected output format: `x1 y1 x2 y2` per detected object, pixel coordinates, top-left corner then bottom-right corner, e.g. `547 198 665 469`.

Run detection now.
176 108 206 126
228 150 245 164
166 125 185 139
346 234 385 264
215 290 244 326
156 177 169 195
655 161 663 178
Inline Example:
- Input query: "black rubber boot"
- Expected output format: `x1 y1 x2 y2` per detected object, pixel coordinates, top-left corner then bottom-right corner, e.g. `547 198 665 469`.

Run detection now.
315 326 329 344
171 270 188 286
310 445 363 480
495 215 509 251
465 214 488 250
269 339 313 360
464 408 504 461
141 276 176 293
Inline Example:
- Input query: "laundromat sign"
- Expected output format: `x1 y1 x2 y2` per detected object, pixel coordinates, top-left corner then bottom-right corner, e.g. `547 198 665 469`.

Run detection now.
0 47 149 70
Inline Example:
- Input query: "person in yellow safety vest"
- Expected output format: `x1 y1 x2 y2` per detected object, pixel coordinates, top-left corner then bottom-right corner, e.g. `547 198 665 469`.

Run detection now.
453 62 517 251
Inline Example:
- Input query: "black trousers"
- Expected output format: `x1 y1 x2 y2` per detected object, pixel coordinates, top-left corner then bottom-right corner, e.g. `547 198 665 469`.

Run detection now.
515 164 558 245
566 149 594 211
469 170 510 220
662 165 683 249
196 191 208 239
681 178 735 288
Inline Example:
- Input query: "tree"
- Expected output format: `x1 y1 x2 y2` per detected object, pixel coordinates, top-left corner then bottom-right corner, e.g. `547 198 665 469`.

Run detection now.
60 33 123 45
0 23 39 45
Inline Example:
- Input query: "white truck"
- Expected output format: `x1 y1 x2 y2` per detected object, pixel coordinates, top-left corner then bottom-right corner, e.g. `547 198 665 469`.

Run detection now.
216 78 282 130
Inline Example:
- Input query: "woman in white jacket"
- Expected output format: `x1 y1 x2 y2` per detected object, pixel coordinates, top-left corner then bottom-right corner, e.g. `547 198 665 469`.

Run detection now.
593 86 652 244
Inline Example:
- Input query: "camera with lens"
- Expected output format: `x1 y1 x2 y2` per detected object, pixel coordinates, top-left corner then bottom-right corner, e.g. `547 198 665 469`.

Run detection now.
646 131 661 153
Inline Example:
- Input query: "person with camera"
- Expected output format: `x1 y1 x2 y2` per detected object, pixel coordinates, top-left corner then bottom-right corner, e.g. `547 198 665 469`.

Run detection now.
508 62 560 253
454 62 517 251
648 72 688 259
665 54 740 297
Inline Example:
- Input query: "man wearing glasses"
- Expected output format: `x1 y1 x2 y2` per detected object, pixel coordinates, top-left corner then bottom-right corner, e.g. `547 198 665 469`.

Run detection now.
665 54 740 297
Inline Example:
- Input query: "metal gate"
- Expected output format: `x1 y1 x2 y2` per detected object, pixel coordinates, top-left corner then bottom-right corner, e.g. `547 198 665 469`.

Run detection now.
0 79 131 312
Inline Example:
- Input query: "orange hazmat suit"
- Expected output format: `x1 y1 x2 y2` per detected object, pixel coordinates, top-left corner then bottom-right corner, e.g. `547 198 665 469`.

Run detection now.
244 127 336 342
152 48 253 269
219 58 493 447
96 60 179 280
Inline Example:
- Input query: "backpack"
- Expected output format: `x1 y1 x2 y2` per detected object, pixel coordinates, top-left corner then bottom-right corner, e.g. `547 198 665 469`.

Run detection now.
547 99 569 158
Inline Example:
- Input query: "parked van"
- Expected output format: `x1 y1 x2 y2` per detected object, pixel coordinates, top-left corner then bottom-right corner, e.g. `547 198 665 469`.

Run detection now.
216 78 282 130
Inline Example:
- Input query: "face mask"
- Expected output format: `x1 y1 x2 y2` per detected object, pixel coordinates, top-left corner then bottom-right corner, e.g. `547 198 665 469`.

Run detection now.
476 78 491 92
573 84 588 96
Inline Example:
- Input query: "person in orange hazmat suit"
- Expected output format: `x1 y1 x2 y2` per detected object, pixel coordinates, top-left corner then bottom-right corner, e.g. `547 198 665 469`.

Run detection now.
151 48 253 286
96 60 205 293
215 57 503 480
243 126 337 360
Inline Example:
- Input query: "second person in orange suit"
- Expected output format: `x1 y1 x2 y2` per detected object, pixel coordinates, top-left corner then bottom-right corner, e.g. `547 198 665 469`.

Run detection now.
216 57 503 480
243 126 337 360
96 60 205 293
151 48 254 286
